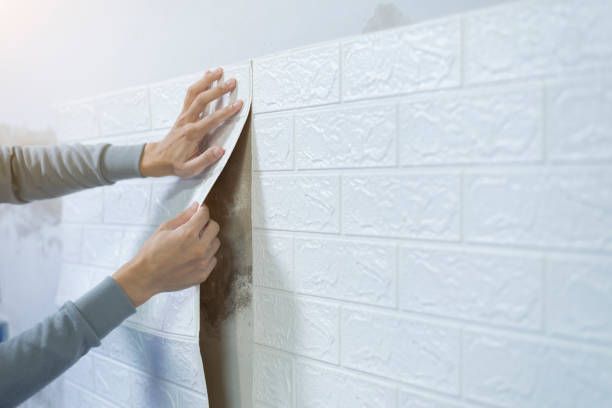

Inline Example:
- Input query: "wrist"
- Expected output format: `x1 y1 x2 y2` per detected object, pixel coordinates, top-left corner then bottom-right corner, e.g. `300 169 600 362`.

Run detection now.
140 142 172 177
112 259 155 307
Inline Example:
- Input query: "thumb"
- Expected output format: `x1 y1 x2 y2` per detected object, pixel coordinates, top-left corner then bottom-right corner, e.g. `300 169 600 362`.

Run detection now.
161 202 198 230
180 204 211 235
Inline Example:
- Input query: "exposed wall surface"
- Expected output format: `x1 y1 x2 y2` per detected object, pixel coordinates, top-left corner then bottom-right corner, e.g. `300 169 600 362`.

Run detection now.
250 0 612 407
6 0 612 407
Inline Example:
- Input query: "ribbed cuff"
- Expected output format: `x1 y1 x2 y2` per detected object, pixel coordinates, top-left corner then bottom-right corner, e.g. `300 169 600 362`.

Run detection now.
74 277 136 339
101 144 145 182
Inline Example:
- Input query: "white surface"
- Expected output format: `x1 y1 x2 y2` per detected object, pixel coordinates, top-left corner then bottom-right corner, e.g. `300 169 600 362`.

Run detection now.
0 0 511 130
5 0 612 406
250 0 612 407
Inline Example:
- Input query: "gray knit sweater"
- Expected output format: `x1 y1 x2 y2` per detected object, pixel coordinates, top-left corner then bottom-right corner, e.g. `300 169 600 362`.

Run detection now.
0 143 145 407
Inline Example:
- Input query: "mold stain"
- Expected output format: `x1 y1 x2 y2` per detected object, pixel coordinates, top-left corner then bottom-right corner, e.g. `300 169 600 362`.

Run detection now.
200 113 253 408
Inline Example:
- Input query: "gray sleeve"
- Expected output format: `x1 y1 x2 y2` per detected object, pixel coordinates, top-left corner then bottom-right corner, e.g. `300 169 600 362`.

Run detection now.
0 277 136 407
0 143 145 204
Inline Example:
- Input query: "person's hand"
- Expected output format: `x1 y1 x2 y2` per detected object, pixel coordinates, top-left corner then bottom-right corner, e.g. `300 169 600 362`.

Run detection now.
112 202 220 307
140 67 244 178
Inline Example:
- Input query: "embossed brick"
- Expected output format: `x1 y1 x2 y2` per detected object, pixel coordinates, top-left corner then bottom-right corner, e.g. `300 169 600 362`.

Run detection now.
399 88 542 165
96 88 151 136
98 326 205 392
64 381 114 408
342 18 460 100
464 169 612 250
149 179 199 226
126 289 197 338
399 390 463 408
103 181 151 225
253 232 293 290
94 356 132 405
62 188 104 224
253 44 340 112
119 227 155 265
56 264 110 305
255 290 339 363
81 226 123 268
463 332 612 407
61 224 82 263
547 257 612 343
253 175 340 232
342 308 460 393
150 75 198 129
399 247 542 329
93 354 187 407
295 104 396 169
295 238 396 307
253 347 292 407
295 362 396 408
342 174 460 240
464 0 612 83
55 100 98 142
253 114 294 171
547 77 612 161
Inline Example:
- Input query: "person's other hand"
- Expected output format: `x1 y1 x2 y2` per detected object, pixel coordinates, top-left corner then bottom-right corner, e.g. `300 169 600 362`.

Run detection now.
140 67 244 178
112 202 220 307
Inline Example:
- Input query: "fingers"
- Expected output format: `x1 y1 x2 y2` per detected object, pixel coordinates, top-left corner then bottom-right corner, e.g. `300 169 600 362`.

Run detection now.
198 219 220 247
161 202 198 230
183 79 236 122
176 145 225 178
181 204 211 235
182 68 223 112
192 100 243 134
198 256 218 282
201 237 220 262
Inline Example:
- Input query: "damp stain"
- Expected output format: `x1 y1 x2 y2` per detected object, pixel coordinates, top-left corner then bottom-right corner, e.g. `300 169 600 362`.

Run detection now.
200 113 253 331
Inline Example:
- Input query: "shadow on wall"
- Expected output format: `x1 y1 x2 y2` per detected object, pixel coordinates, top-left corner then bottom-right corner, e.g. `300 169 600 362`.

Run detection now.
363 3 411 33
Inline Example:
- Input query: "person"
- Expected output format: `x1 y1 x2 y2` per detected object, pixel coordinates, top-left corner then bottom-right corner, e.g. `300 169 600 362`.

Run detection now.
0 67 243 407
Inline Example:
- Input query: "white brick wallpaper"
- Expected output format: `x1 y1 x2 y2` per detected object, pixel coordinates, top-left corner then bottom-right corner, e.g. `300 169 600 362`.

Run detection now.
23 0 612 407
250 0 612 407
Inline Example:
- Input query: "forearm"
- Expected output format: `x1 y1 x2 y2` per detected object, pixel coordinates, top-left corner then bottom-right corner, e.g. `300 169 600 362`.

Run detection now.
0 143 145 204
0 277 135 407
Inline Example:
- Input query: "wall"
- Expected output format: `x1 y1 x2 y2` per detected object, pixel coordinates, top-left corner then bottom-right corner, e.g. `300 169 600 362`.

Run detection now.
0 126 61 340
0 0 509 130
250 0 612 407
6 0 612 406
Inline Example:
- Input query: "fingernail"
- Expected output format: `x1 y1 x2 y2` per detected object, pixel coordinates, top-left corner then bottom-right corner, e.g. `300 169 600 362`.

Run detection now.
214 147 224 157
225 79 236 89
233 100 243 108
214 67 223 73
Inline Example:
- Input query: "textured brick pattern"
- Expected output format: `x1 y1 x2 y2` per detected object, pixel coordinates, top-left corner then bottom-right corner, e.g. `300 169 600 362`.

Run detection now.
41 1 612 407
342 18 461 100
250 1 612 407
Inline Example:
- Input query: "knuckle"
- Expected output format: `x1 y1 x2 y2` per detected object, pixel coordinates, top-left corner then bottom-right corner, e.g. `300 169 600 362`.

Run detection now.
182 123 196 134
194 92 208 106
